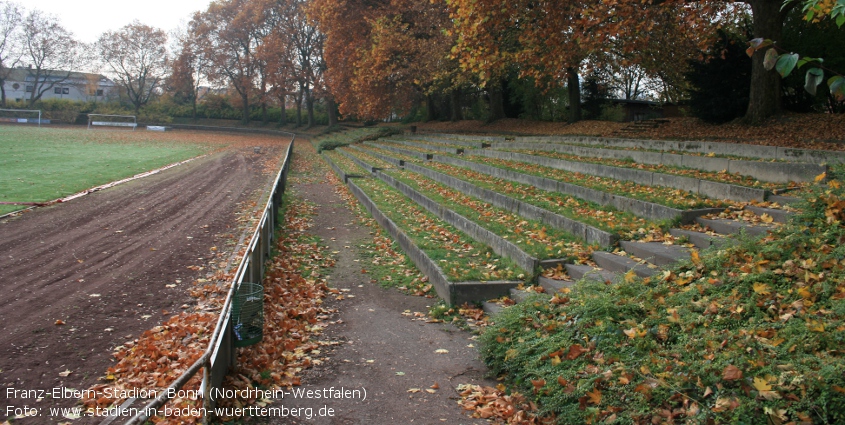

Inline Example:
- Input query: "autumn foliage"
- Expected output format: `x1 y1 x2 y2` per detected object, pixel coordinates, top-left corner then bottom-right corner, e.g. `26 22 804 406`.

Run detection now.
307 0 455 119
478 168 845 423
81 192 335 423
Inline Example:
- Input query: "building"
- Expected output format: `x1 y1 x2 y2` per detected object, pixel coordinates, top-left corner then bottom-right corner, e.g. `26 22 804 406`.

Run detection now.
3 67 117 103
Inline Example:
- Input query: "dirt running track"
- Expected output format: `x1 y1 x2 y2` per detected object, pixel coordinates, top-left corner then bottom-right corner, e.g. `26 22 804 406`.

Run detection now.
0 144 285 423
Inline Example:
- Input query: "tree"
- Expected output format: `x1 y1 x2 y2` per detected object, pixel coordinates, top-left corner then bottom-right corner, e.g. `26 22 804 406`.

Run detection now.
445 0 723 123
97 21 168 114
191 0 264 124
309 0 456 121
0 1 22 107
19 9 80 107
687 29 753 123
167 36 204 119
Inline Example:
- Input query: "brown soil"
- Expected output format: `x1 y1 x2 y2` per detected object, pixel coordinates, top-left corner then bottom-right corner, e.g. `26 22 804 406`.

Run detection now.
412 113 845 150
0 141 285 423
259 162 495 425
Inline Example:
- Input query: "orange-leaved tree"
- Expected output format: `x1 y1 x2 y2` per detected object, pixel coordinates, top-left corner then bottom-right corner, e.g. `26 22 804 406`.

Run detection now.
308 0 456 120
445 0 725 122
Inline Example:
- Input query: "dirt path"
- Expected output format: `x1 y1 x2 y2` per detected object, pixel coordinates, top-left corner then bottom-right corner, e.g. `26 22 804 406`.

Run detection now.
262 143 495 425
0 145 284 423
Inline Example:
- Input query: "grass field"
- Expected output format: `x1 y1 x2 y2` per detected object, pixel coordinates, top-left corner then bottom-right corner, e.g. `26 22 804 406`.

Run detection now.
0 126 211 215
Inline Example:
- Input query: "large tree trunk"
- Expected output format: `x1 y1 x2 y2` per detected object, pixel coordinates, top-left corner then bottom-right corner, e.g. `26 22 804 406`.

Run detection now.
306 87 315 129
0 80 6 107
425 94 437 122
487 82 505 122
566 67 581 123
326 95 338 127
744 0 793 124
450 88 463 122
240 92 250 125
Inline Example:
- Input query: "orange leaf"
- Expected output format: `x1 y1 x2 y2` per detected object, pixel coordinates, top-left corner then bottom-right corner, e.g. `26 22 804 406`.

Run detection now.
586 388 602 405
722 365 743 381
690 250 702 266
566 344 587 360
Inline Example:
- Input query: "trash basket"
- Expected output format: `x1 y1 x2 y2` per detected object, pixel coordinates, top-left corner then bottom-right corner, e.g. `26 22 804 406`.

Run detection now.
232 282 264 347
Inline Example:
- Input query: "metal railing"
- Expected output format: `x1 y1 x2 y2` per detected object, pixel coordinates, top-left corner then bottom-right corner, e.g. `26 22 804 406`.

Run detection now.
123 136 295 425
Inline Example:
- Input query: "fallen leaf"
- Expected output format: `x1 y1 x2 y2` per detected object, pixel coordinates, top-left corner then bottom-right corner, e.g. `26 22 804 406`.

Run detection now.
59 369 72 377
586 388 602 405
753 282 771 295
722 365 742 381
435 349 449 354
566 344 587 360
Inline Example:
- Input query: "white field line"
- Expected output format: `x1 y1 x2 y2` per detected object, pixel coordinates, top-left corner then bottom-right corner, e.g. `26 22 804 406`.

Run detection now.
0 155 207 220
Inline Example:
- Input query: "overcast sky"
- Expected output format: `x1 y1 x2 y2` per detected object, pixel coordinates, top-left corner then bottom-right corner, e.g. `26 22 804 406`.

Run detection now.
26 0 214 44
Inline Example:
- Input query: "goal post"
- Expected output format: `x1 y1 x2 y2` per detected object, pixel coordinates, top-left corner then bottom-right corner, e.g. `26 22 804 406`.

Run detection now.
0 109 42 127
87 114 137 131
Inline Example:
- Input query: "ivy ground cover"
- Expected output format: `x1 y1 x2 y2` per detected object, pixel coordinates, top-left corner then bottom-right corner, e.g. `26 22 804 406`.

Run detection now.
477 170 845 424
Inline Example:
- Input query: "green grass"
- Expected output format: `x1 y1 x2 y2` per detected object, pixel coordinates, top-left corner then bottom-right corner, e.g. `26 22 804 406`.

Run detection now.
381 167 595 261
313 127 403 153
358 144 657 236
323 152 527 282
378 140 729 210
0 127 209 215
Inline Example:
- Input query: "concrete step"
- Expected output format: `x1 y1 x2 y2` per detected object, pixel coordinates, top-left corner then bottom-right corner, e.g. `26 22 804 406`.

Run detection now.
695 217 774 237
592 251 657 278
744 205 794 223
538 275 575 294
619 241 690 267
509 288 533 304
767 194 802 205
565 264 619 283
669 228 727 250
482 301 506 316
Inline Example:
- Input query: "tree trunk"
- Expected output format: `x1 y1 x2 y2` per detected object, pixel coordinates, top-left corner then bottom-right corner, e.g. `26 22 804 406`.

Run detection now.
191 96 198 121
278 94 287 126
295 88 303 127
425 94 437 122
326 95 338 127
744 0 793 124
488 82 505 122
0 80 6 107
306 88 315 129
450 88 463 122
241 91 250 125
566 67 581 123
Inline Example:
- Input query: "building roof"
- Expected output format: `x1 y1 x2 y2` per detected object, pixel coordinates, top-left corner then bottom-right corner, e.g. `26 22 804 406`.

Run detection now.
5 68 114 86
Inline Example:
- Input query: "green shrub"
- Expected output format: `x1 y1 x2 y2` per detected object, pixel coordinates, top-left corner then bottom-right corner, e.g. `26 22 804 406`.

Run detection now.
598 103 626 122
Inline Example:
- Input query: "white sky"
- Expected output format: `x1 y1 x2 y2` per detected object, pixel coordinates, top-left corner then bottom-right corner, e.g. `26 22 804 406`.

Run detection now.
26 0 214 44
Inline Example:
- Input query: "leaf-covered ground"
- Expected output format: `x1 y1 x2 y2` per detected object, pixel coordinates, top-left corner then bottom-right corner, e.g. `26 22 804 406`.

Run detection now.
413 113 845 150
468 169 845 424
